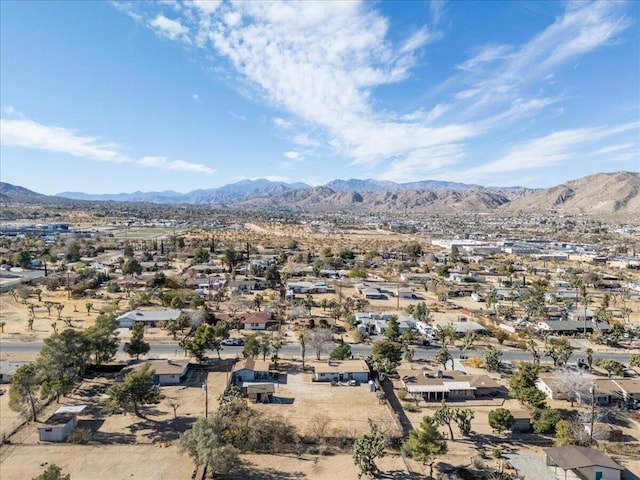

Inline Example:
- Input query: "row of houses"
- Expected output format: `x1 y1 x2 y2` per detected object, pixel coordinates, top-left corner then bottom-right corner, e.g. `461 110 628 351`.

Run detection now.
115 309 272 330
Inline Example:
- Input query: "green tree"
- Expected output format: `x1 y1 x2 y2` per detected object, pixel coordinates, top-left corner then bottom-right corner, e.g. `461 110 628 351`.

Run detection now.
594 358 625 378
488 408 515 433
629 353 640 369
222 247 241 273
554 420 575 446
122 258 143 276
123 322 150 360
519 281 548 319
9 363 41 421
402 415 447 479
33 464 71 480
509 362 547 410
330 343 352 360
434 324 457 348
384 315 401 342
454 408 474 437
65 242 81 262
242 333 261 359
104 364 162 418
484 345 502 372
372 340 403 369
533 408 562 434
413 301 432 323
179 416 239 476
193 247 210 265
545 338 573 366
264 265 282 288
13 249 32 269
41 328 92 379
435 348 453 370
349 265 368 279
86 314 119 366
352 420 387 479
460 332 477 351
433 401 456 440
585 347 594 371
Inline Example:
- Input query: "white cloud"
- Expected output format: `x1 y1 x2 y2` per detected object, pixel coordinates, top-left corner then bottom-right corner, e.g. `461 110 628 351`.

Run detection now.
1 118 126 163
1 116 215 174
283 151 301 160
273 117 291 128
590 143 635 156
113 1 635 183
149 14 190 42
446 122 640 183
192 93 199 100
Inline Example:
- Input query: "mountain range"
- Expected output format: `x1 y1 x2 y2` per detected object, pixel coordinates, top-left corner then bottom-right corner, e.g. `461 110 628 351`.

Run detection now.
2 171 639 220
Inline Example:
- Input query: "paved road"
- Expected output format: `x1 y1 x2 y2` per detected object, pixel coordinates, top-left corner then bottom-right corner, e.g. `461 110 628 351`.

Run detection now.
1 340 636 365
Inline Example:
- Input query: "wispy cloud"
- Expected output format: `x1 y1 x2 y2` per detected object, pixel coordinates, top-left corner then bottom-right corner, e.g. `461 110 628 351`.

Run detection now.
116 1 636 183
0 116 215 174
438 122 639 184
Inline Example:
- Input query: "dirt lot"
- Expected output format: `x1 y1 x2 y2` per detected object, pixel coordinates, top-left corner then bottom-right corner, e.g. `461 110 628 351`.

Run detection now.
251 360 401 439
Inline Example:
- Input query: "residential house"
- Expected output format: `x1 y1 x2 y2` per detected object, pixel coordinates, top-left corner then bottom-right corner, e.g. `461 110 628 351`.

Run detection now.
38 405 87 442
538 320 609 336
398 369 500 402
227 279 265 294
116 309 182 328
0 360 27 383
241 311 270 330
232 359 275 383
544 446 623 480
286 281 328 294
120 359 189 386
312 360 370 383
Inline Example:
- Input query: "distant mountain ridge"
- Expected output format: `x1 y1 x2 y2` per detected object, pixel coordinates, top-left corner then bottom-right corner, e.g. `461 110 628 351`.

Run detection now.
2 171 638 219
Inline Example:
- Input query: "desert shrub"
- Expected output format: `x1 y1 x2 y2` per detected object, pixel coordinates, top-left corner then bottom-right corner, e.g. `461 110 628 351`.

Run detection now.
403 402 419 412
467 356 483 368
67 428 92 444
397 389 408 401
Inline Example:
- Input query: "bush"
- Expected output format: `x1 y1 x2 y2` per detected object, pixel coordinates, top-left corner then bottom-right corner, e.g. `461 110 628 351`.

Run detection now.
67 428 92 444
397 389 408 401
533 409 562 434
403 402 419 412
492 448 502 459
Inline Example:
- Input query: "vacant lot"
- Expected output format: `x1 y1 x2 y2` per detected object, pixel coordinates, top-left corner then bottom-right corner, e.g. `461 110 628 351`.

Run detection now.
251 361 400 439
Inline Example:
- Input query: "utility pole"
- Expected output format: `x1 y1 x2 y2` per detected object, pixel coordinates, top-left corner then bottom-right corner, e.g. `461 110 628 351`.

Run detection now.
202 380 208 418
589 384 595 444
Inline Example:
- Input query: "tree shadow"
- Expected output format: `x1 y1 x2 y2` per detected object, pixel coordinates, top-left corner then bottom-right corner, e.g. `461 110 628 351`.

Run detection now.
223 465 306 479
128 416 197 443
378 470 425 479
271 396 295 405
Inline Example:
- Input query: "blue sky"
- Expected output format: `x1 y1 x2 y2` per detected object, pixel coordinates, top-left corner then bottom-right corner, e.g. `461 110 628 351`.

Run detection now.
1 0 638 195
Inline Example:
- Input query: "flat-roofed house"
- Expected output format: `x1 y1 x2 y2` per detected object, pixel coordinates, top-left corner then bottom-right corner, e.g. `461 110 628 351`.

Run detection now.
121 359 189 386
38 405 87 442
313 360 370 383
116 309 182 328
232 359 275 383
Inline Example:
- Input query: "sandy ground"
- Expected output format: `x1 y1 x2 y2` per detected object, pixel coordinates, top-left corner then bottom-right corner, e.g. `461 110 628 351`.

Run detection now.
250 361 400 439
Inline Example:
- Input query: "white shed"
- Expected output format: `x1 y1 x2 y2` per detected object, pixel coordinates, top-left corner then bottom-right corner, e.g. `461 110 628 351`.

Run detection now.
38 405 86 442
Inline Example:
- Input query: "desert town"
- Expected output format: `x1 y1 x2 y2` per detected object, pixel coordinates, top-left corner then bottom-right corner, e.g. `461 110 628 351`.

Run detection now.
0 205 639 480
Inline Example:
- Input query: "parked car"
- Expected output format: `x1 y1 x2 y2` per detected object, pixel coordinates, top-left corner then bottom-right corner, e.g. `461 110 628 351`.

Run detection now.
222 338 244 346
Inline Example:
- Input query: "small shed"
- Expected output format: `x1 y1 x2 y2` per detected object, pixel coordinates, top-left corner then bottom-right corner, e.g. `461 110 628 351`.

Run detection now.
38 405 87 442
511 410 531 432
241 382 276 403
